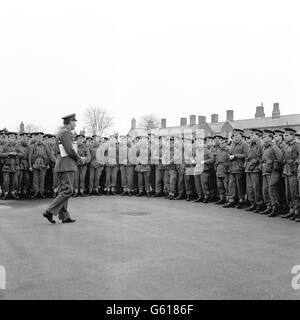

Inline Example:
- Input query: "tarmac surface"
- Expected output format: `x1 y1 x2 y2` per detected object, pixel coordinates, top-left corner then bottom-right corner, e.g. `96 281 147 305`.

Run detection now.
1 195 300 300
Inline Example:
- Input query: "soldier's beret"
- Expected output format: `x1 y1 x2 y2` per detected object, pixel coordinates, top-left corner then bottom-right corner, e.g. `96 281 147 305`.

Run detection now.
250 128 263 135
75 134 85 139
295 133 300 138
62 113 77 122
273 129 284 135
43 134 53 138
8 132 18 136
242 134 250 139
213 135 224 139
284 127 296 134
36 132 44 135
19 132 27 136
263 129 274 136
233 128 244 133
85 136 93 141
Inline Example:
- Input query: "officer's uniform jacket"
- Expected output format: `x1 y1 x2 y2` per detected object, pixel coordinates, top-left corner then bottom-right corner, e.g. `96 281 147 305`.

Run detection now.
54 128 80 173
282 140 300 177
261 142 283 176
245 140 263 173
229 140 249 174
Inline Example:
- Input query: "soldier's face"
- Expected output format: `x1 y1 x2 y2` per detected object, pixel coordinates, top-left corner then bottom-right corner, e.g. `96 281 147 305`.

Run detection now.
9 135 16 142
274 134 283 143
284 133 293 143
77 137 84 144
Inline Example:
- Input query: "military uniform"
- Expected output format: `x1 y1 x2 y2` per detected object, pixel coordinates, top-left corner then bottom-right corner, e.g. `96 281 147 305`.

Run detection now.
88 141 104 195
18 134 31 197
104 138 119 195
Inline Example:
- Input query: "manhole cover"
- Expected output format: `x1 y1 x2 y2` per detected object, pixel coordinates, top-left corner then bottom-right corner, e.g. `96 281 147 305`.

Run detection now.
120 210 152 216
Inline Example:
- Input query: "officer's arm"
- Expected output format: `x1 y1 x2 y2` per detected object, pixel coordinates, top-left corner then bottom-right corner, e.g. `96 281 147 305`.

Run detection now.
61 132 80 161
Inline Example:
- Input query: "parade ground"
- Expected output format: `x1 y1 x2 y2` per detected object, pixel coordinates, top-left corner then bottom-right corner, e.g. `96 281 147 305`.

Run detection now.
1 196 300 300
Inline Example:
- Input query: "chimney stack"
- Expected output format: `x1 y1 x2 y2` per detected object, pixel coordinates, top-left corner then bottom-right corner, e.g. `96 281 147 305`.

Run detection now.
190 115 196 126
147 120 155 129
19 122 25 134
211 114 219 123
198 116 206 127
161 118 166 129
226 110 234 122
255 103 265 118
272 102 280 119
180 117 187 126
131 118 136 129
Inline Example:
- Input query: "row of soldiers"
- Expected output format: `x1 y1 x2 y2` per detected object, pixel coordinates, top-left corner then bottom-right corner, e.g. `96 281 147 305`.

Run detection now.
1 127 300 220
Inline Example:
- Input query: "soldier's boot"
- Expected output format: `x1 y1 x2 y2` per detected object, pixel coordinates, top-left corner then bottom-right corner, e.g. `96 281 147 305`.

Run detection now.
31 192 39 199
174 194 185 200
79 189 87 197
164 192 169 199
0 188 2 199
2 192 9 200
146 191 151 198
94 188 101 196
194 196 204 203
253 204 264 214
215 196 226 205
281 207 294 218
111 188 117 196
294 210 300 222
73 189 79 197
203 196 211 203
168 194 175 200
40 192 46 199
136 191 144 197
128 191 133 197
152 192 162 198
223 200 235 208
87 189 93 196
104 188 110 195
268 206 280 217
235 199 245 209
260 205 272 215
120 190 128 196
186 194 191 201
245 203 256 212
11 191 19 200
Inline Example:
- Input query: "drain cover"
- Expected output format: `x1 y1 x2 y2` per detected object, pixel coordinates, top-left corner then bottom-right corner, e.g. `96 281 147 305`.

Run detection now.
120 210 152 216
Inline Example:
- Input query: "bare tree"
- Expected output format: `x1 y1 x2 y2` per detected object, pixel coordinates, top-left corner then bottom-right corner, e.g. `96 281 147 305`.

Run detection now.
138 114 160 129
24 123 44 133
84 106 114 136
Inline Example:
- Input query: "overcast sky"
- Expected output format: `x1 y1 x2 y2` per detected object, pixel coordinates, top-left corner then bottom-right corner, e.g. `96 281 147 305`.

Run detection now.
0 0 299 134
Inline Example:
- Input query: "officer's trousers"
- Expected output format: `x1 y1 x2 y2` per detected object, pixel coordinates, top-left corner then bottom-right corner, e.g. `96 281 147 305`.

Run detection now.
262 173 281 207
137 171 151 192
89 166 103 191
285 175 300 209
2 171 19 192
74 165 88 190
120 165 134 191
46 171 74 220
246 172 263 205
105 166 119 190
228 173 246 202
33 168 47 193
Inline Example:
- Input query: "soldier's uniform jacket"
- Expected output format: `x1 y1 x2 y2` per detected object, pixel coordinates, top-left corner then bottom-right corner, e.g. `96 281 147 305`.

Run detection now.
18 141 31 171
77 142 91 167
229 140 249 173
261 142 283 176
245 140 263 173
215 146 230 177
105 141 119 167
29 141 53 170
282 140 300 176
193 146 214 175
54 128 80 173
135 140 151 172
0 140 7 167
89 143 103 168
0 142 24 172
46 142 57 167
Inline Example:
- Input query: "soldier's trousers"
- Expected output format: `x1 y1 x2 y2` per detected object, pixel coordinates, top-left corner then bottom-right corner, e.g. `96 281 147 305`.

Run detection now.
228 173 246 202
246 173 263 205
137 171 151 192
169 168 178 195
33 168 47 193
155 168 165 193
184 175 194 195
209 171 218 198
285 175 300 209
177 169 185 195
2 172 19 192
74 166 88 190
216 174 229 199
18 170 30 191
46 171 74 220
279 176 290 208
120 165 134 191
195 172 211 198
163 169 170 193
262 173 281 207
89 166 103 191
105 166 119 190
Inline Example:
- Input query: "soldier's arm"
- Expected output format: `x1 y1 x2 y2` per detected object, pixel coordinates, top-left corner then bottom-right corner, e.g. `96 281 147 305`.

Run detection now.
0 145 10 157
273 145 283 162
61 131 80 162
45 144 56 163
85 148 91 164
204 149 215 164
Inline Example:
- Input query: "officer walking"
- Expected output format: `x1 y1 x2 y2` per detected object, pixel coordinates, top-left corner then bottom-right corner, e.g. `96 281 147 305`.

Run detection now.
43 114 83 224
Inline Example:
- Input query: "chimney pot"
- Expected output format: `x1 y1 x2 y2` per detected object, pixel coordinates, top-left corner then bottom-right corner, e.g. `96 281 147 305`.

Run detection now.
226 110 234 122
180 117 187 126
255 105 265 118
131 118 136 129
211 114 219 123
161 118 167 129
272 102 280 119
198 116 206 127
190 115 196 126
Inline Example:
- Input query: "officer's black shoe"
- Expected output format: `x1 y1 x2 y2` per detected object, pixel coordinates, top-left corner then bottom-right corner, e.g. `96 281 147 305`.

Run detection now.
62 218 76 223
80 190 87 197
223 201 235 208
43 212 56 224
194 196 204 203
260 207 272 215
245 204 256 212
268 206 280 217
253 204 264 213
186 195 191 201
136 192 143 197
